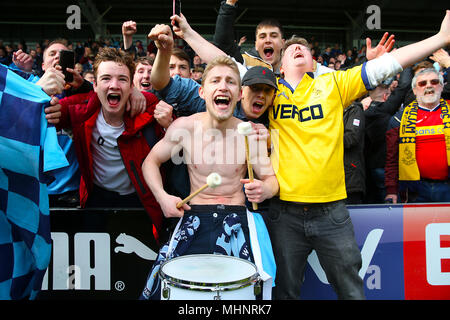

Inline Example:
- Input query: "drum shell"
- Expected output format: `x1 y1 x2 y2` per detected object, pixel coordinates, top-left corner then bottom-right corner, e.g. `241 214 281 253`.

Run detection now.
159 254 260 300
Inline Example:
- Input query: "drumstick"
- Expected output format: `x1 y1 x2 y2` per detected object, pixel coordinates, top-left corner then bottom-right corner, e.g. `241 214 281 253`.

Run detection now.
176 172 222 208
237 122 258 211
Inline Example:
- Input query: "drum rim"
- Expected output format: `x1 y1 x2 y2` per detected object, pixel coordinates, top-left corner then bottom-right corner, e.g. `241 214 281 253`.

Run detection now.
159 254 260 292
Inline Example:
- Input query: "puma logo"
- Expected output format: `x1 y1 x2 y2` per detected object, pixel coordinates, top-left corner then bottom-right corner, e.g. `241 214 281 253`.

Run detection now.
114 233 158 261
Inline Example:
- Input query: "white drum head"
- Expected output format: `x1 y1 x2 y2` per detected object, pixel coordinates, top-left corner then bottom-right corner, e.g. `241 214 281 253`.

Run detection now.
161 254 257 284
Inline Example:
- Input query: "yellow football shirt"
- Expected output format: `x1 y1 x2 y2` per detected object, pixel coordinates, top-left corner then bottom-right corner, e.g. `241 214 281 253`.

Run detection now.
269 64 369 203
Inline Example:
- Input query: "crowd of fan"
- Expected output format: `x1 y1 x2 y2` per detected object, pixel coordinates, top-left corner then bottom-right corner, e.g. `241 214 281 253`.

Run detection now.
2 4 450 302
0 35 368 82
1 31 449 207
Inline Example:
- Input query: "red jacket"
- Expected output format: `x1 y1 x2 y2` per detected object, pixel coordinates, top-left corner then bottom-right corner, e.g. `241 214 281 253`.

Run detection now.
57 91 165 240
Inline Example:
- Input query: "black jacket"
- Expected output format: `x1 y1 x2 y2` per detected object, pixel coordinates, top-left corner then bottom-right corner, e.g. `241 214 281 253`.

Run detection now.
213 1 244 64
364 67 413 169
212 1 274 72
344 102 366 194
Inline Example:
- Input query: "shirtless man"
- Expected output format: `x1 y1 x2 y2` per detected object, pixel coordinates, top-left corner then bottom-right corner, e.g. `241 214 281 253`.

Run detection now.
142 52 279 256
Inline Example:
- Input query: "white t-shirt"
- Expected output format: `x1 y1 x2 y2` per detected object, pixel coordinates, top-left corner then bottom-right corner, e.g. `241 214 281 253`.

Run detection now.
91 109 135 195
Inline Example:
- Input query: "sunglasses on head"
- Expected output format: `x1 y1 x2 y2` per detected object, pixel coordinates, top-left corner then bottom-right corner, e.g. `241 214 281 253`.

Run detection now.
416 79 440 87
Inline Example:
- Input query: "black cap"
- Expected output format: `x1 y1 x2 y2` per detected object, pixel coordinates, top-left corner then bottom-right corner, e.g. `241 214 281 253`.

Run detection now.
242 66 277 90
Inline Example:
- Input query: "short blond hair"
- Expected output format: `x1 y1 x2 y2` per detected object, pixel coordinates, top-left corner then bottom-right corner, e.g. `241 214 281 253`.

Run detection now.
201 56 241 87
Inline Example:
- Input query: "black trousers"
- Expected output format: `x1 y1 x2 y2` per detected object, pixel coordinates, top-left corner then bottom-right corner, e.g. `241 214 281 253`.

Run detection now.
86 184 141 208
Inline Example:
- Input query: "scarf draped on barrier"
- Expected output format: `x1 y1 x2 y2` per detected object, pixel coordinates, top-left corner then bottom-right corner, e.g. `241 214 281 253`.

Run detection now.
399 99 450 181
139 213 250 300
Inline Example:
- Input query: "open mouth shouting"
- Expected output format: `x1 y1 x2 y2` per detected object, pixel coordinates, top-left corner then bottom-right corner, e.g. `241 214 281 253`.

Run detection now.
214 95 231 111
140 81 151 90
263 47 274 60
107 92 122 107
252 101 264 114
294 51 304 59
419 87 440 104
424 88 435 96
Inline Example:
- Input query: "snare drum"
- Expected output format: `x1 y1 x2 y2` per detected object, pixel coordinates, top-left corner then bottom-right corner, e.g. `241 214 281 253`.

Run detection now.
159 254 261 300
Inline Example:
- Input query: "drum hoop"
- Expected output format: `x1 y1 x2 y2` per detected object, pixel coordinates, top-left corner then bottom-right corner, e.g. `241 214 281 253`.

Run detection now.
159 254 259 292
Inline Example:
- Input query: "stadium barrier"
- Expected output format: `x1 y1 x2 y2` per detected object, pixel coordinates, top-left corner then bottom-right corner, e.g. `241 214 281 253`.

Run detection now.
37 204 450 300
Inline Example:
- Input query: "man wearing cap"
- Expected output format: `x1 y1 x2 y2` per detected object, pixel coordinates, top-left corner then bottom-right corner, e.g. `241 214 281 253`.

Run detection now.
153 63 277 127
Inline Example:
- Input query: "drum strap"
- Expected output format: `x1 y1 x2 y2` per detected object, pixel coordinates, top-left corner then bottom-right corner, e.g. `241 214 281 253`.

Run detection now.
140 216 200 300
246 210 274 300
167 217 183 256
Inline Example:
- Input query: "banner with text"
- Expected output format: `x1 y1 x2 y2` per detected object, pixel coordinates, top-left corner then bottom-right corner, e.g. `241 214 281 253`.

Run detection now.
38 205 450 300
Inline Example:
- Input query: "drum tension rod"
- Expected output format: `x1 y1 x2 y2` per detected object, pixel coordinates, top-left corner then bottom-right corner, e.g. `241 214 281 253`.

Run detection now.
162 281 170 300
213 286 222 300
254 279 262 296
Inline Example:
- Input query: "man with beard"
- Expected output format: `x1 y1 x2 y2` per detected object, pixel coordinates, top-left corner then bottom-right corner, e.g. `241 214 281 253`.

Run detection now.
385 67 450 203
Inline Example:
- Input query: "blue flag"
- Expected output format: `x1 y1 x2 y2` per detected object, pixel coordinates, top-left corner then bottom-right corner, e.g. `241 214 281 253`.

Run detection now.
0 64 68 300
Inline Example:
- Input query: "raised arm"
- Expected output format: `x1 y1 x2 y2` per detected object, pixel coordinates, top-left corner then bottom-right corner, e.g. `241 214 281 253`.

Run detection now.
212 0 244 63
148 24 174 91
365 32 396 61
390 10 450 68
12 49 33 73
171 13 228 64
430 48 450 99
122 20 137 50
430 48 450 69
363 11 450 89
